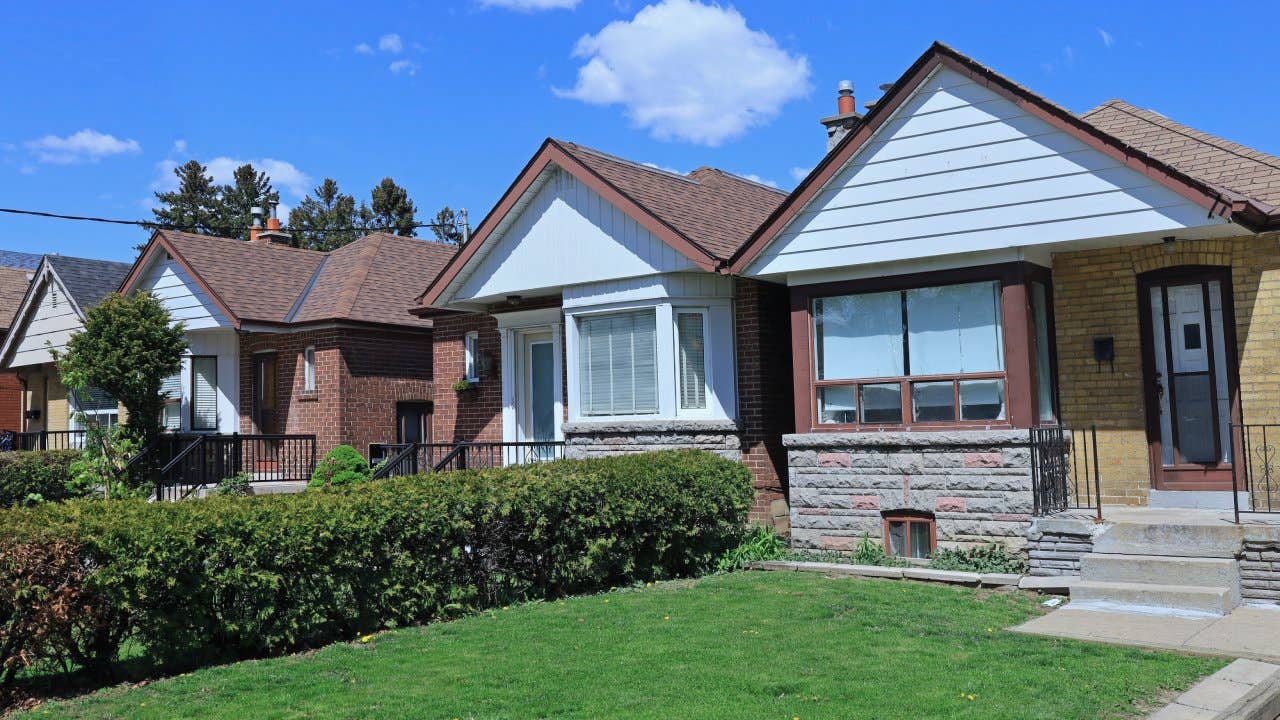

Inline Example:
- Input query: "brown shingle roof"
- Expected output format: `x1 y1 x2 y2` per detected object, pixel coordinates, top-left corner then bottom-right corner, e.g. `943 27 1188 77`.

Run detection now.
1082 100 1280 210
556 140 787 261
152 230 457 327
0 266 33 332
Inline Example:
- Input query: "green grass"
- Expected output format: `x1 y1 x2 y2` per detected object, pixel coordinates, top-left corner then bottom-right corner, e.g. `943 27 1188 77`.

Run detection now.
20 572 1223 720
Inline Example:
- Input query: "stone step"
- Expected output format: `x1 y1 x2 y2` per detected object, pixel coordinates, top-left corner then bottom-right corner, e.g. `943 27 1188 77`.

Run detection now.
1091 522 1244 558
1147 489 1250 510
1070 580 1237 616
1079 553 1240 589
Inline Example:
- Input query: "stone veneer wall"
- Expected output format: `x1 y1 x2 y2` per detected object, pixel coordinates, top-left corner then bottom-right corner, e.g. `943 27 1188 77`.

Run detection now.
1239 539 1280 604
1026 516 1097 576
562 420 742 462
786 430 1034 552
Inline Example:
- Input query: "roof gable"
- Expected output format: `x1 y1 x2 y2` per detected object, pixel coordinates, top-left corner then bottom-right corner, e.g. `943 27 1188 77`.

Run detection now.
731 42 1272 274
1 261 81 368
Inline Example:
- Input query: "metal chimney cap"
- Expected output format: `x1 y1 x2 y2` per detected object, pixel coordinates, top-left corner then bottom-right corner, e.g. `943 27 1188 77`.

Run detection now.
250 206 264 227
837 80 854 94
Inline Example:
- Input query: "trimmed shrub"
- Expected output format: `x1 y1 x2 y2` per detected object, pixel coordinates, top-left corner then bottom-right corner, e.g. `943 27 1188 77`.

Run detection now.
0 450 751 682
0 451 84 508
307 445 372 489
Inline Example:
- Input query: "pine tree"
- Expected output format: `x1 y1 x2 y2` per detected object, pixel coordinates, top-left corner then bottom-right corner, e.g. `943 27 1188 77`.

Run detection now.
151 160 221 235
218 164 279 241
288 179 360 251
430 206 466 245
361 177 418 236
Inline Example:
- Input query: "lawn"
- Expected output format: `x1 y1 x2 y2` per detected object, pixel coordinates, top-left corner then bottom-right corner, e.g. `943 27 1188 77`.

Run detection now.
21 572 1222 720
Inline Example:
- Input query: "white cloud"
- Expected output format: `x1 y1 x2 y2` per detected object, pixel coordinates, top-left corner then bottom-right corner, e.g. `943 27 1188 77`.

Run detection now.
1098 29 1114 47
389 59 420 75
150 156 313 198
354 42 374 54
555 0 810 146
378 33 404 53
789 166 811 182
478 0 580 10
171 139 187 154
25 129 141 164
641 161 685 175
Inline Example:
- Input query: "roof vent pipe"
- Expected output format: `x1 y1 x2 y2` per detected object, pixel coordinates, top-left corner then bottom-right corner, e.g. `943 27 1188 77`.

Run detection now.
836 80 856 115
250 206 264 242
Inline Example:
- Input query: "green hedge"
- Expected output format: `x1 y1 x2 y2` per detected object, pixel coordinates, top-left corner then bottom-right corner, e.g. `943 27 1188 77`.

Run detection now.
0 450 752 683
0 450 84 508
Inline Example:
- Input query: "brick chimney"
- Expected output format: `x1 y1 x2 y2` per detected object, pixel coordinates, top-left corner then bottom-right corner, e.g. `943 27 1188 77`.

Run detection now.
820 80 863 152
250 206 292 245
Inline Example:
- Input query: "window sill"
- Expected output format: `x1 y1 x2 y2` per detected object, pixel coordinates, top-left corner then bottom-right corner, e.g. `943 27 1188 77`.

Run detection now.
298 391 320 402
563 418 739 434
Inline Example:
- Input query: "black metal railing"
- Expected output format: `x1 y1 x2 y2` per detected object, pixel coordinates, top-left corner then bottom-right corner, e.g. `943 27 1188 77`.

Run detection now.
0 429 88 452
1232 424 1280 521
370 441 566 480
1030 425 1102 519
148 434 317 501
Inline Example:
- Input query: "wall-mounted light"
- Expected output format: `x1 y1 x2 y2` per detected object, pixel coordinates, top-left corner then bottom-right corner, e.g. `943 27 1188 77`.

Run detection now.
1162 235 1177 254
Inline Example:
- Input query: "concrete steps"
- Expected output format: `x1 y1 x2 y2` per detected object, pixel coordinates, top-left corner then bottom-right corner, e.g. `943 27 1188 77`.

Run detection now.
1072 580 1237 616
1080 553 1240 589
1091 521 1244 559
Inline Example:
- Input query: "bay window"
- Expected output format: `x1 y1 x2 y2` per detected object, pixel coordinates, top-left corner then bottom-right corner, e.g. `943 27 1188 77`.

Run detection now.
675 309 708 411
578 309 658 416
812 279 1008 426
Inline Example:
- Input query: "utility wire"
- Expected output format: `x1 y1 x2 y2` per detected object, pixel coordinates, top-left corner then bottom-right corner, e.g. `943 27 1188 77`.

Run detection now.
0 206 460 236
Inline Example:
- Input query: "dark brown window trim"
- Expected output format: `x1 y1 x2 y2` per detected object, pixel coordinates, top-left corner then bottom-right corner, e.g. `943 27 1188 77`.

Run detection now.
882 510 937 559
791 261 1051 434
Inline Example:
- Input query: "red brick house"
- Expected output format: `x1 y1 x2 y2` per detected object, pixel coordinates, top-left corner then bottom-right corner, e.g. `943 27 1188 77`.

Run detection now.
123 223 457 459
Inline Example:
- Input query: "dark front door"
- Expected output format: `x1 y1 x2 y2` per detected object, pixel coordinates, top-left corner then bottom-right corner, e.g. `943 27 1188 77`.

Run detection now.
1139 268 1240 490
396 402 431 444
254 354 278 435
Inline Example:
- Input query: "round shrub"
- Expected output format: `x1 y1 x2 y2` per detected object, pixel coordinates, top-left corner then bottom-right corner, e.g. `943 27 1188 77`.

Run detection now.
307 445 372 489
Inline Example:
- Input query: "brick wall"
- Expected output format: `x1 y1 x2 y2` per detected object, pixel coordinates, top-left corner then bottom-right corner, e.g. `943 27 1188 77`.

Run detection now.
0 371 21 432
735 277 794 526
240 329 345 454
342 328 433 453
1051 233 1280 504
431 313 503 443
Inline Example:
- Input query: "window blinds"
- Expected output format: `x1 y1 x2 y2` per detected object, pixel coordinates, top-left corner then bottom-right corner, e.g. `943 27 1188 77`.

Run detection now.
192 357 218 430
160 372 182 430
578 310 657 415
676 311 707 410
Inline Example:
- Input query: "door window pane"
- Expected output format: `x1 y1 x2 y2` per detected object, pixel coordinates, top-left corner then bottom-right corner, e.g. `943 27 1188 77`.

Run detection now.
909 522 932 559
1031 282 1056 422
959 380 1005 421
860 383 902 424
531 342 555 442
906 281 1003 375
817 386 857 424
578 310 658 416
814 292 903 380
1173 374 1215 463
912 382 955 422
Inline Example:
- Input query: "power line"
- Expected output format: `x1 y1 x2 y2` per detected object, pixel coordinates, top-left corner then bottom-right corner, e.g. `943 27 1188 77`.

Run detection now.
0 206 461 236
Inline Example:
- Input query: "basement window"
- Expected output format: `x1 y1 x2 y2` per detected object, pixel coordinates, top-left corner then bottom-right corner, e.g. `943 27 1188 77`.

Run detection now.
882 511 935 559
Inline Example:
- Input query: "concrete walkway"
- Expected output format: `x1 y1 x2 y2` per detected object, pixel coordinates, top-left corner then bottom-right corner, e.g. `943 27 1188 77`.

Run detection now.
1014 605 1280 663
1149 659 1280 719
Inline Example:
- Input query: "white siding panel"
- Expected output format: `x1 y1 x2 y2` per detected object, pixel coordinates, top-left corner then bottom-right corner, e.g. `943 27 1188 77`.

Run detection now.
11 281 82 368
749 66 1226 277
563 273 733 308
136 259 230 330
454 168 695 301
183 330 239 433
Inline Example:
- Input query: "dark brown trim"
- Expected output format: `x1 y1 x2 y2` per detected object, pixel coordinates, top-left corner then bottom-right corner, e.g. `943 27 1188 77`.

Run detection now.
419 139 719 309
728 42 1272 275
121 232 243 329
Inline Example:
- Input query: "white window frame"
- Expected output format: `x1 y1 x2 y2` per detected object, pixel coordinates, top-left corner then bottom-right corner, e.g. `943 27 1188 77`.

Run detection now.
303 346 316 392
673 307 712 417
575 307 660 418
464 331 480 382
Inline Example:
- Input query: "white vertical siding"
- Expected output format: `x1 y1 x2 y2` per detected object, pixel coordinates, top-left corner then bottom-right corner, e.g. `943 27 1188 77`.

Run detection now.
748 66 1228 277
182 329 239 433
453 167 696 301
10 279 82 368
137 256 231 330
562 273 734 308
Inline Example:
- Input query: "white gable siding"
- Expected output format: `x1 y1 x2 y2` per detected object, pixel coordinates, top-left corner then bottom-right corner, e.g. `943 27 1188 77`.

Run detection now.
11 279 81 368
748 67 1228 277
137 256 231 329
562 273 733 309
453 167 695 302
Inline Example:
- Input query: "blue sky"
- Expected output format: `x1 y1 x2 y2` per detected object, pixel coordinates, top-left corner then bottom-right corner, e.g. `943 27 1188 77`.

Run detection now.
1 0 1273 262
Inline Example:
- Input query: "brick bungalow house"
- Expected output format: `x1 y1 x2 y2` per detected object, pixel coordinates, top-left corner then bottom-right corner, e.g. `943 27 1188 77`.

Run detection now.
123 222 457 459
0 254 133 446
417 40 1280 607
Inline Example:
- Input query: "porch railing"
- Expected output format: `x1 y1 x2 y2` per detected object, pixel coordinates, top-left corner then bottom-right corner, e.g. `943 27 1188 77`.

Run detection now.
370 441 566 481
0 430 88 452
1232 424 1280 521
1030 425 1102 520
144 433 317 501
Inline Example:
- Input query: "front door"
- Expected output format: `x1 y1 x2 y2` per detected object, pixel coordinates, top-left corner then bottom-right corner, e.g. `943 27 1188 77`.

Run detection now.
1139 269 1240 490
396 402 431 444
519 332 557 461
254 354 278 435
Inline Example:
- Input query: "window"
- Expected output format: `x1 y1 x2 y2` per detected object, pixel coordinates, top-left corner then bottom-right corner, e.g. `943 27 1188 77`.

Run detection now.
813 280 1005 426
190 356 218 431
1031 281 1057 422
578 309 658 416
676 310 707 411
303 346 316 392
883 512 935 559
464 332 479 382
160 371 182 431
70 387 119 431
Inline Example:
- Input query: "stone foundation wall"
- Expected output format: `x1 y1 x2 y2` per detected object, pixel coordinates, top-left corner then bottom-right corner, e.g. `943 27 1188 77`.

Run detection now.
562 420 742 462
786 430 1034 552
1027 516 1097 576
1239 539 1280 604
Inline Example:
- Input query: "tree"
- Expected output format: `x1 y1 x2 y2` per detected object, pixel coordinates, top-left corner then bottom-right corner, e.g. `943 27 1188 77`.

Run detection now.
151 160 221 235
55 292 186 447
430 206 466 245
218 164 279 241
288 178 361 251
361 177 418 237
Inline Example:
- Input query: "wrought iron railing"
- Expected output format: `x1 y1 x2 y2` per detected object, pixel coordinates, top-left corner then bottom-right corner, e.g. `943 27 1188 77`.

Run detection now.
147 434 317 501
1030 425 1102 519
0 430 88 452
370 441 566 480
1232 424 1280 521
